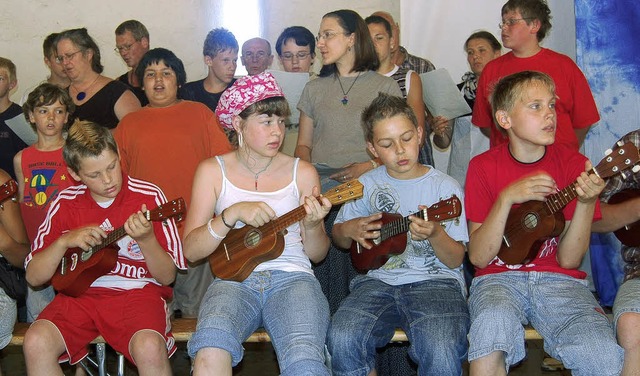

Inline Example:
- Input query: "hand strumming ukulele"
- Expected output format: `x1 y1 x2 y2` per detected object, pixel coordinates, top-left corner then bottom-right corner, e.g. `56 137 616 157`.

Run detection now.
607 189 640 247
0 179 18 209
350 195 462 271
498 141 640 265
210 180 364 282
51 198 186 297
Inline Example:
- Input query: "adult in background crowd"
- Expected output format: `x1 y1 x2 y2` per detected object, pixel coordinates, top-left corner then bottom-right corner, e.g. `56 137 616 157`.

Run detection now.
114 48 232 318
433 30 502 189
114 20 151 106
241 37 273 76
55 28 140 129
20 33 71 105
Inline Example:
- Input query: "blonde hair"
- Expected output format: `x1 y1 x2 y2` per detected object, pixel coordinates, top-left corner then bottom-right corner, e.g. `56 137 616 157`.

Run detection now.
63 120 118 173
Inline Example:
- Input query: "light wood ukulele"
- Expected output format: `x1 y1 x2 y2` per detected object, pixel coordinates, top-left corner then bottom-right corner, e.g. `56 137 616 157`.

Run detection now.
51 198 185 297
498 141 640 265
350 195 462 271
210 180 364 282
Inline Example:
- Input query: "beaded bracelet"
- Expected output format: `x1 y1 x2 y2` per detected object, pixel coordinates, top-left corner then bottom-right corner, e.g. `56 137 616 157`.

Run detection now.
207 218 225 240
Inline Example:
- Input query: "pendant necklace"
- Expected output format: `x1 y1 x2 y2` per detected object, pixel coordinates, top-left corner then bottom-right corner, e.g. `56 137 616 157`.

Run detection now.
337 72 361 106
73 74 100 101
237 152 275 190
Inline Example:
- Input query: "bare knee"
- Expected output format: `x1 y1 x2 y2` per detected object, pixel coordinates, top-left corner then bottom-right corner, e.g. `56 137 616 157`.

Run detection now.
129 330 168 366
618 312 640 350
23 321 65 360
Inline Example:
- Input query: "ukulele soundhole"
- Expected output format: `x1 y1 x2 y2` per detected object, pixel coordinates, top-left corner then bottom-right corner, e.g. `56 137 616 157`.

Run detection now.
245 229 262 248
522 212 539 231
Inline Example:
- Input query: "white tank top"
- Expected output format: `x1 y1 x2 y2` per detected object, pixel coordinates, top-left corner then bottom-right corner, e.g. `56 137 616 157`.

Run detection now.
214 156 313 274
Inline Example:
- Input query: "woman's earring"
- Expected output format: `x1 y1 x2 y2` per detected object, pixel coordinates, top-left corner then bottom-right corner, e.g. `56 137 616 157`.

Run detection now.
238 132 244 148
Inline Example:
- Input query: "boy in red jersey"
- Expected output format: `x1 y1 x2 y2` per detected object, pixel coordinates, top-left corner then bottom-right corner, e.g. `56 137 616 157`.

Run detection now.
23 120 185 376
465 71 622 375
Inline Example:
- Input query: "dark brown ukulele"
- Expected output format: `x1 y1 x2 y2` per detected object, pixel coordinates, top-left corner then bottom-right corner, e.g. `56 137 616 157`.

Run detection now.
350 196 462 271
498 141 640 265
0 179 18 209
607 189 640 246
51 198 185 297
210 181 364 282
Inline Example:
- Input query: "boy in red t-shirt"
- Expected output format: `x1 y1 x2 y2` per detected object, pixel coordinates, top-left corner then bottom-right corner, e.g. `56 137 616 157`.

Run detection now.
465 71 622 375
23 121 185 375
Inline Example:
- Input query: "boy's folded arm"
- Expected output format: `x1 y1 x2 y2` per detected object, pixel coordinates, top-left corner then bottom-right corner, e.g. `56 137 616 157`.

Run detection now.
467 194 515 268
331 221 354 250
425 224 465 269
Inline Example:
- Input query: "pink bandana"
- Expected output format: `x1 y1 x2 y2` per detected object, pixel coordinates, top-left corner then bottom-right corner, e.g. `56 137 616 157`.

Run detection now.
215 72 285 129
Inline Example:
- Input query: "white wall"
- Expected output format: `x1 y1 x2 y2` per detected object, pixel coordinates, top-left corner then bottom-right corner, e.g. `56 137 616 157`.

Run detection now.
1 0 397 102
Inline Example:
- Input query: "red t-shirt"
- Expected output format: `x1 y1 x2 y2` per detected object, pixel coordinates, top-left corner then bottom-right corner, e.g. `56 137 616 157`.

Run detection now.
464 143 601 278
472 48 599 150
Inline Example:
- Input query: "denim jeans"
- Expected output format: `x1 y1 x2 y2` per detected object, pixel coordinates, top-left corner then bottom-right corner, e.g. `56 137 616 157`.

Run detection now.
188 270 330 376
468 271 623 376
327 275 469 376
613 278 640 330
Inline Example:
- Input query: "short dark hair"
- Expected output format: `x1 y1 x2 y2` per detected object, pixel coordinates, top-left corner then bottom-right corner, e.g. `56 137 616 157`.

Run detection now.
464 31 502 52
490 70 556 120
43 33 60 60
364 15 392 36
55 28 104 74
115 20 149 41
502 0 552 41
361 93 417 143
319 9 379 77
203 28 239 57
23 83 75 131
135 48 187 87
275 26 316 57
63 120 119 173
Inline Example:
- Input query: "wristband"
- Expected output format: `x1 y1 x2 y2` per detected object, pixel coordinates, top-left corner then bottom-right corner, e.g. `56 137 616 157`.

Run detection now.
221 209 235 229
207 219 225 240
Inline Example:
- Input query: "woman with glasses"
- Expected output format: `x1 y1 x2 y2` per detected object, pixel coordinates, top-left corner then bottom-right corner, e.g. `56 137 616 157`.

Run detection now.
295 9 401 320
55 28 140 129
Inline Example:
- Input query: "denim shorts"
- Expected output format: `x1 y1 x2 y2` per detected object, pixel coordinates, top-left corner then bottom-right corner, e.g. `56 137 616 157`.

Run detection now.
328 275 469 376
613 278 640 330
188 270 330 376
468 271 623 376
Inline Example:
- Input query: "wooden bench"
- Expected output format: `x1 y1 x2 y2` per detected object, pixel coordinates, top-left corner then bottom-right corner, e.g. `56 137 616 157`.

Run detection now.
10 318 544 375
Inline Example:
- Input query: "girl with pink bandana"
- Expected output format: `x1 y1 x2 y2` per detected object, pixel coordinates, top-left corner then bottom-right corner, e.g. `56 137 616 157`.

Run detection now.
183 72 333 375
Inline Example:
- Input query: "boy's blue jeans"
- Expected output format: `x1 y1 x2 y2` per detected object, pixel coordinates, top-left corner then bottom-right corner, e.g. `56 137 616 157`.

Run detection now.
468 271 623 376
328 275 469 376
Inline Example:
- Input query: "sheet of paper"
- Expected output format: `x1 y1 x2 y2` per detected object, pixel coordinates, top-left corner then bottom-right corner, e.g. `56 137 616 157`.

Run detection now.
420 68 472 120
267 69 309 125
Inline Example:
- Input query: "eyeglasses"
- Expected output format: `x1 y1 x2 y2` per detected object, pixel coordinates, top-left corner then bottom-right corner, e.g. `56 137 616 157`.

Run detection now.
280 51 311 61
499 18 533 29
315 31 346 42
243 51 270 60
114 42 137 53
54 50 82 64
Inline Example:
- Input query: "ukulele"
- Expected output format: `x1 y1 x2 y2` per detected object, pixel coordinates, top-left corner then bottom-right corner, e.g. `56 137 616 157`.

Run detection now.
51 197 186 297
498 141 640 265
210 180 364 282
607 189 640 247
350 195 462 271
0 179 18 209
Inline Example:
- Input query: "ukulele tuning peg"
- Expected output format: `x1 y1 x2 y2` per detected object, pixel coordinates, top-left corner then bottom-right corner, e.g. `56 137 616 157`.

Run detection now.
616 140 624 147
633 165 640 173
604 148 613 156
